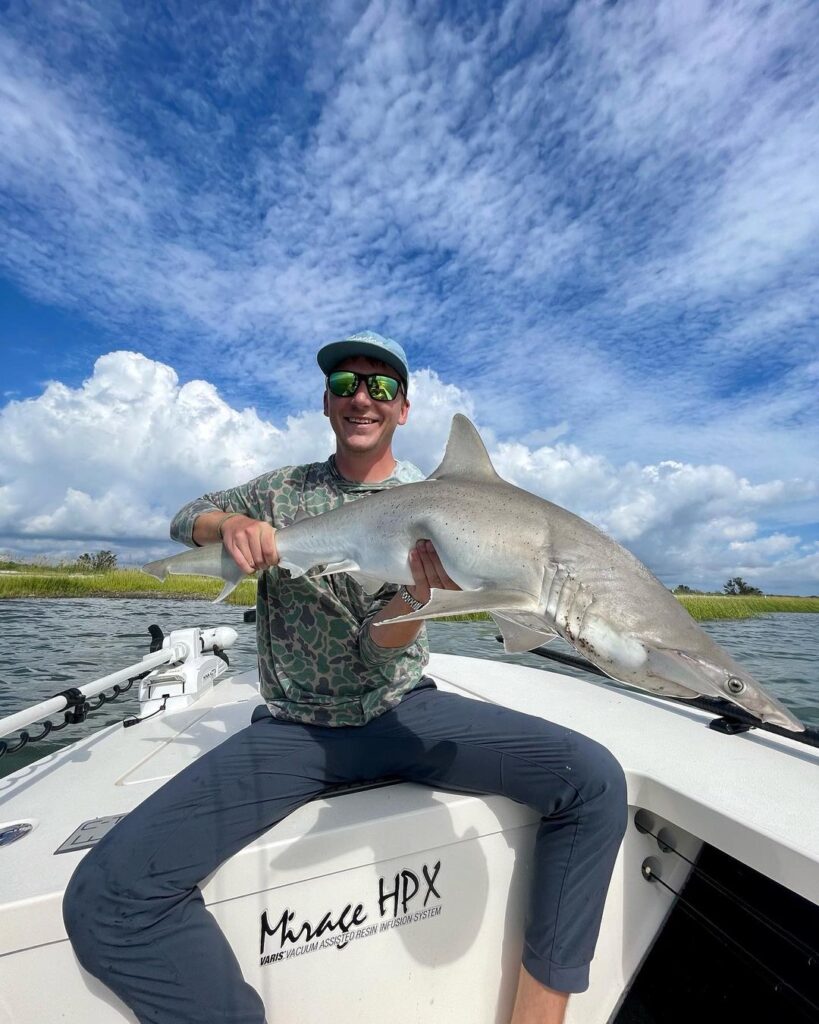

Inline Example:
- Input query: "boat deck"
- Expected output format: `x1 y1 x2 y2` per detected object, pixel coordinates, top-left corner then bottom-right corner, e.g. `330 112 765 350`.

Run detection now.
1 653 816 1024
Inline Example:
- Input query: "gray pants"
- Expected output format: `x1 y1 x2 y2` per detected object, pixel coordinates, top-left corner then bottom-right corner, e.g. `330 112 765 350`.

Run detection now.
63 683 627 1023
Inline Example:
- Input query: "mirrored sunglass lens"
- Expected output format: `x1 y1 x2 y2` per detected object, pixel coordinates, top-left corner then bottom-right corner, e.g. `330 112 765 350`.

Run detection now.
368 375 399 401
328 372 358 396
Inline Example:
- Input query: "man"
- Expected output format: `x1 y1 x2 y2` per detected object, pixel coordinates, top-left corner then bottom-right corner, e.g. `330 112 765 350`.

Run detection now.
64 330 627 1024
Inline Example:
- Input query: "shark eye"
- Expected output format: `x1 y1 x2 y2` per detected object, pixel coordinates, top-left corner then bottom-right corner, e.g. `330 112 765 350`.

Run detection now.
726 676 746 695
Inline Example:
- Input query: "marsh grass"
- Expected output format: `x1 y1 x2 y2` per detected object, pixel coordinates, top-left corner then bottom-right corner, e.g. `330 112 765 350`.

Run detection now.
676 594 819 619
445 596 819 622
0 570 257 606
1 570 817 621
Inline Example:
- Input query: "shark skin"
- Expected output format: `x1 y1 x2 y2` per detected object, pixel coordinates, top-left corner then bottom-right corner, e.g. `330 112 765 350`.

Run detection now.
143 415 805 732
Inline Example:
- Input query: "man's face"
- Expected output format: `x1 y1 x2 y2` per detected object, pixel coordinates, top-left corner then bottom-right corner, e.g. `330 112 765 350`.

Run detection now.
323 355 409 456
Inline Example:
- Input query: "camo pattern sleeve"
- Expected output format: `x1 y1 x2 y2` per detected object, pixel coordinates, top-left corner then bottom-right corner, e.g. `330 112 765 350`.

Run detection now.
170 457 430 728
169 471 293 546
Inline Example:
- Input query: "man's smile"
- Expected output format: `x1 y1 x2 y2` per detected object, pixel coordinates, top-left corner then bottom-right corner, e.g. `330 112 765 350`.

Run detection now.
322 353 410 469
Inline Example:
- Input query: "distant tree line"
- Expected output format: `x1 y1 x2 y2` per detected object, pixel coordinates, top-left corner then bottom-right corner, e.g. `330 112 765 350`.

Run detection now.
721 576 762 596
75 550 118 572
1 550 119 573
673 577 763 596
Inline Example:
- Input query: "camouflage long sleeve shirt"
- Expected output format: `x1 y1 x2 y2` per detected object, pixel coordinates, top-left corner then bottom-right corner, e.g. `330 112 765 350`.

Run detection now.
170 457 429 727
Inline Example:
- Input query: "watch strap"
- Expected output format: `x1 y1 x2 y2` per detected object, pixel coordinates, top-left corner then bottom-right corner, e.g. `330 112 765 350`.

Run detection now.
398 585 425 612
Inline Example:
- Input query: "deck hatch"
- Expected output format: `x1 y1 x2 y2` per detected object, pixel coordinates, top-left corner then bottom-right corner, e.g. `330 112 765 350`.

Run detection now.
54 815 127 854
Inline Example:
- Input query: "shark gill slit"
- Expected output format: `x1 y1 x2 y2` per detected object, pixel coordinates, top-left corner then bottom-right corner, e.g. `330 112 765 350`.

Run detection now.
543 564 567 621
554 570 582 641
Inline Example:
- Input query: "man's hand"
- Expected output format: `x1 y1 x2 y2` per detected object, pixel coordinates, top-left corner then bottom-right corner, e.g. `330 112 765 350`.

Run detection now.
220 515 279 575
406 539 461 605
369 540 460 649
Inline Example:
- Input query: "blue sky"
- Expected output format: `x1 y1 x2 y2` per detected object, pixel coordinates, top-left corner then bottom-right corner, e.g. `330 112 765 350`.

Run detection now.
1 0 817 592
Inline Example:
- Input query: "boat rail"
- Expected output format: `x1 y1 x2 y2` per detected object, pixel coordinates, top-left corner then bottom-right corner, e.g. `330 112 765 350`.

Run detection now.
506 638 819 749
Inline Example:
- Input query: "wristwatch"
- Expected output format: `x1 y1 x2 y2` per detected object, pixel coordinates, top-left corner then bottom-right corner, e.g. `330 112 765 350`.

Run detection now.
398 585 425 612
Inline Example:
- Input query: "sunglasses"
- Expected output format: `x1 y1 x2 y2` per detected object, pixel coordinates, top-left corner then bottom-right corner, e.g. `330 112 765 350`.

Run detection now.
326 371 403 402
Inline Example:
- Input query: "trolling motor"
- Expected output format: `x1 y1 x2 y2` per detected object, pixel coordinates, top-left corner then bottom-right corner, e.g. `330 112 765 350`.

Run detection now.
0 623 240 755
136 625 239 719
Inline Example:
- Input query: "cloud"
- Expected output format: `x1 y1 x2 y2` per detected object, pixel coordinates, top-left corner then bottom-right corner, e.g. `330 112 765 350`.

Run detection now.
1 350 815 594
0 351 472 558
491 437 815 587
0 352 325 545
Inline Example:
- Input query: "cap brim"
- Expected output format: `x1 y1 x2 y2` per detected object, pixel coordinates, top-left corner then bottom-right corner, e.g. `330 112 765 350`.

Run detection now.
317 341 408 388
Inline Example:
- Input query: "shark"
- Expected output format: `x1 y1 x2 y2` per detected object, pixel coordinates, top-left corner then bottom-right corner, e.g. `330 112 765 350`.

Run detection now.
143 414 804 732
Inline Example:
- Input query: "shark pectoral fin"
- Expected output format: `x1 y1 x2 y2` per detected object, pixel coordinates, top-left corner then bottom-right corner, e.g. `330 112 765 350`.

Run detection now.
308 559 360 577
492 612 557 654
644 647 719 699
376 587 538 626
278 559 308 579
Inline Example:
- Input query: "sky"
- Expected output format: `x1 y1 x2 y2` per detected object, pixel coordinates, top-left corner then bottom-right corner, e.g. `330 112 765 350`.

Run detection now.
0 0 817 594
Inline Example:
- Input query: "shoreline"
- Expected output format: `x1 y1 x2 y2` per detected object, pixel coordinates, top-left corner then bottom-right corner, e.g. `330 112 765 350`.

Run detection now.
1 571 818 621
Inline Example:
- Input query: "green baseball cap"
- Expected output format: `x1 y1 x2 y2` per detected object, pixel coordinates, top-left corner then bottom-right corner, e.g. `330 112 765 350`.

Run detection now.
317 330 410 392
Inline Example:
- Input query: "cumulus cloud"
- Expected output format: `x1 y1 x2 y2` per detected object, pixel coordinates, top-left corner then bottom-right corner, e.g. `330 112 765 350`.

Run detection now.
0 352 471 560
491 436 816 588
1 351 815 594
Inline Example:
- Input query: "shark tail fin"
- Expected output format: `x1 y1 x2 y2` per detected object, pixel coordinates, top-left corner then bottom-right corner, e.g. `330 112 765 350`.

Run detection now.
142 558 169 581
214 580 240 604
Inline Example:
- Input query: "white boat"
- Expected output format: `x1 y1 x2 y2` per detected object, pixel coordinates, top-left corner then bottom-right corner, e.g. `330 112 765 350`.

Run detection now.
1 622 817 1023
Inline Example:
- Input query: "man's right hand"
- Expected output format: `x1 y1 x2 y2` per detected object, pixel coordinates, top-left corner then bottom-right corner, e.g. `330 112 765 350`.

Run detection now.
220 515 279 575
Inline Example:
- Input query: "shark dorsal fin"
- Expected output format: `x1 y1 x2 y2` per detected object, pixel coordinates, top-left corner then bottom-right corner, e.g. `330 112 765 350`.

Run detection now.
427 415 501 483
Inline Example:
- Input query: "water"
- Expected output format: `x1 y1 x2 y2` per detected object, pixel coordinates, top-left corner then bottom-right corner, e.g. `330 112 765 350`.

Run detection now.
1 599 818 778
